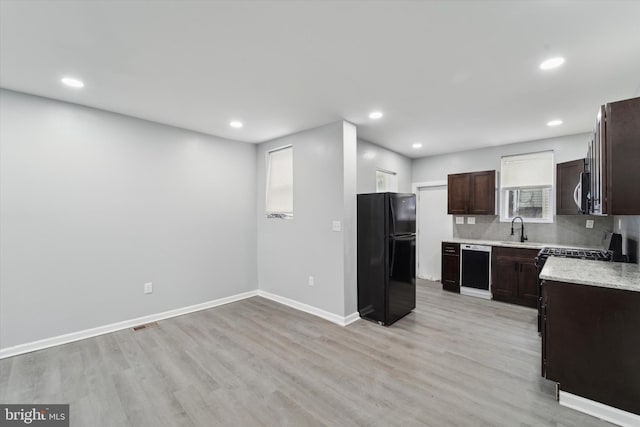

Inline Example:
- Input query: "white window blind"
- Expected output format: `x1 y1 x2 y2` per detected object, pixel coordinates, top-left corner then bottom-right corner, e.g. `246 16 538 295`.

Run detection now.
501 151 554 188
266 146 293 217
376 170 398 192
500 151 554 222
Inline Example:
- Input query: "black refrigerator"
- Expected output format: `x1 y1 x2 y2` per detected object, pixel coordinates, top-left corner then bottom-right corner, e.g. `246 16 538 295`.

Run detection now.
357 192 416 326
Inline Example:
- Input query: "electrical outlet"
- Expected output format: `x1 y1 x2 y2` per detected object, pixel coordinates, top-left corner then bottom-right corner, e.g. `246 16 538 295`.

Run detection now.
308 276 314 287
467 217 476 225
586 220 594 229
455 217 464 224
332 220 342 232
144 282 153 294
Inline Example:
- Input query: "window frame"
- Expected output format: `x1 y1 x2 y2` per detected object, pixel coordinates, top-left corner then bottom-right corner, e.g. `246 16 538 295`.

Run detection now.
375 169 398 193
265 144 293 219
499 151 555 223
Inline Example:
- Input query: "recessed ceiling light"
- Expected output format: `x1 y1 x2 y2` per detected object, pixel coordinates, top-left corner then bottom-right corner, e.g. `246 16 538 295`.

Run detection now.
539 57 565 70
547 119 563 127
412 143 423 149
369 111 383 120
61 77 84 88
229 121 243 128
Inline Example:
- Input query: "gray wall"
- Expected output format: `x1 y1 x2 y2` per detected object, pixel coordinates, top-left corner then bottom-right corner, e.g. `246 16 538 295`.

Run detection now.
256 121 357 317
357 138 412 193
411 133 614 246
412 133 590 183
342 123 358 316
615 216 640 264
0 90 257 349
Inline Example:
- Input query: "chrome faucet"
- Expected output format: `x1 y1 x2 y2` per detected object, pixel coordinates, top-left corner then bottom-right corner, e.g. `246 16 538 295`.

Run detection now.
511 216 528 243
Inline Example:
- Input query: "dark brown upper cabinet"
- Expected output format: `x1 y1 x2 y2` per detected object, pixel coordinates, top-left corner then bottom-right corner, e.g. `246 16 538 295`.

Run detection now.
448 170 495 215
556 159 585 215
588 96 640 215
604 97 640 214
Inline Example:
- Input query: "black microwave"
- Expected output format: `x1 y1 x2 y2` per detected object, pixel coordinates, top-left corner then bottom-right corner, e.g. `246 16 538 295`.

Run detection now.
576 171 590 214
585 105 606 215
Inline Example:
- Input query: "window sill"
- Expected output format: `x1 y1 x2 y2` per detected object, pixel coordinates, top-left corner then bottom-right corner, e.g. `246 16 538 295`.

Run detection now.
266 213 293 219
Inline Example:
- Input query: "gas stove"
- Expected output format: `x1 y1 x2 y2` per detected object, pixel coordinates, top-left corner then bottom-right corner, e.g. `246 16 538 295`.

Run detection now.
536 247 613 262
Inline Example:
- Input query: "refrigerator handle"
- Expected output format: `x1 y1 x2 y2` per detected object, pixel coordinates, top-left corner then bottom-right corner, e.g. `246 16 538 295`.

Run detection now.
390 239 396 277
390 196 396 236
573 176 584 213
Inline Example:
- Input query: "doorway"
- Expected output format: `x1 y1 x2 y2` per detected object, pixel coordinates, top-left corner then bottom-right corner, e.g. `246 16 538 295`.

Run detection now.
414 182 453 281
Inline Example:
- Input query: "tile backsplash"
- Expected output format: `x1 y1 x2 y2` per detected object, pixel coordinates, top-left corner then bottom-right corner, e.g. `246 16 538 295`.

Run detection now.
453 215 613 248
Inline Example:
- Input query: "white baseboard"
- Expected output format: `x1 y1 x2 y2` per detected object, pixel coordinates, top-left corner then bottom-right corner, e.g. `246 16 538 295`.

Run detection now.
0 289 360 359
343 312 360 326
0 290 258 359
257 290 360 327
559 391 640 427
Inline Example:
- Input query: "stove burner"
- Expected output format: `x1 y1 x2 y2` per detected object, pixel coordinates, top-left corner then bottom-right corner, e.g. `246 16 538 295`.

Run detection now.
537 247 613 262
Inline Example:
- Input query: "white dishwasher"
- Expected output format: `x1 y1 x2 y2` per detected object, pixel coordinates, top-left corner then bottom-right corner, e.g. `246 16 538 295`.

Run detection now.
460 244 492 299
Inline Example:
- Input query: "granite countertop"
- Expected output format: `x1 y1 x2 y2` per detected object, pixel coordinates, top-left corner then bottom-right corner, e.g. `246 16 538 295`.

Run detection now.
540 257 640 292
442 238 600 251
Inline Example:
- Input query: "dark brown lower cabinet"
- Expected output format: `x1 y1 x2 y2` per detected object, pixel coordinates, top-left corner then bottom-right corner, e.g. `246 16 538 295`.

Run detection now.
541 280 640 415
441 242 460 293
491 247 538 307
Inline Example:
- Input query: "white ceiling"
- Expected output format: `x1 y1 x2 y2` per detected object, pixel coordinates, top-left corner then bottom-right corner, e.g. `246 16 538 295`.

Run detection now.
1 1 639 159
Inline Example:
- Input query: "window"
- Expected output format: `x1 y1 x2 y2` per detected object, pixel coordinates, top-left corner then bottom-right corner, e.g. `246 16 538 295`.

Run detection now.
265 145 293 218
500 151 554 222
376 170 398 192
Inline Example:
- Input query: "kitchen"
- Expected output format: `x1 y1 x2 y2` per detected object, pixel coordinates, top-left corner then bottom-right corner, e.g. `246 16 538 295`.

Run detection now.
1 1 640 426
432 97 640 426
359 97 640 426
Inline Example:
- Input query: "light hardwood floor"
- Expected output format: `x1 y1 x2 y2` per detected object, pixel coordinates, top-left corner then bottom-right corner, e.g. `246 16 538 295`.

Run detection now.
0 280 612 426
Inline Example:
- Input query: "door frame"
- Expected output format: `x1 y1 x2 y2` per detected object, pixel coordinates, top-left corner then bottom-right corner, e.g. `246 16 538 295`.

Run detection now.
412 180 448 280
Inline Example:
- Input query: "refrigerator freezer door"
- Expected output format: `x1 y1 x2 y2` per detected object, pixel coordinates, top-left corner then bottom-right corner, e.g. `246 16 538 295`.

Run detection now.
389 193 416 236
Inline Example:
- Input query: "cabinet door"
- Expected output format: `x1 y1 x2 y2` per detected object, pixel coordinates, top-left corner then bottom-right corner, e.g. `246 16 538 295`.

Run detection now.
441 242 460 293
606 97 640 214
517 262 539 308
470 171 495 215
541 282 548 377
448 173 470 214
491 256 518 300
442 255 460 293
556 159 584 215
543 280 640 415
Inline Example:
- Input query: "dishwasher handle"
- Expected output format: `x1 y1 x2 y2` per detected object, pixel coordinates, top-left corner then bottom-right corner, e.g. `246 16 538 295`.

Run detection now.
461 244 492 253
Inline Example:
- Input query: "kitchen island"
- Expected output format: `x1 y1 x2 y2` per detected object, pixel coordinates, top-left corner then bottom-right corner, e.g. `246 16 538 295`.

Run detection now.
540 257 640 427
